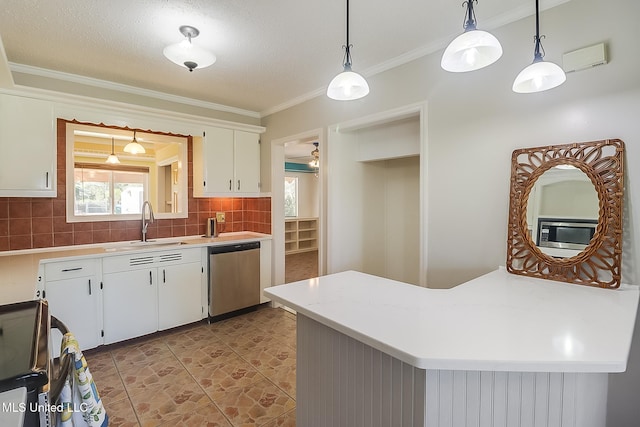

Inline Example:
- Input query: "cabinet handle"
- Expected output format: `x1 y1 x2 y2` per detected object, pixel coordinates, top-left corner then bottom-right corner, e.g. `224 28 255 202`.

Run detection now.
237 180 240 191
149 271 153 285
229 179 232 190
163 269 166 283
88 279 92 295
45 172 49 189
61 267 83 272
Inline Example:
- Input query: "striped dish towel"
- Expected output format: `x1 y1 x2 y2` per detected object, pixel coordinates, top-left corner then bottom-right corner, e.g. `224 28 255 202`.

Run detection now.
57 333 108 427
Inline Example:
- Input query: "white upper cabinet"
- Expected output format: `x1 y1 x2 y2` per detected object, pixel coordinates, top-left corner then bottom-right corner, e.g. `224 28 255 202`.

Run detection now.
193 127 260 197
233 130 261 194
0 94 56 197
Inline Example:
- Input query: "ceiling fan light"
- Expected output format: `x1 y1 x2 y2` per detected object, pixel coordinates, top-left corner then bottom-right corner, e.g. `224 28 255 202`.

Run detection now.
327 68 370 101
513 59 566 93
441 29 503 72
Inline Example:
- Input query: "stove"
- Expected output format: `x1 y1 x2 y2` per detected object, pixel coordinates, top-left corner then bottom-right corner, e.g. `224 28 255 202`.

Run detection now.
0 300 51 427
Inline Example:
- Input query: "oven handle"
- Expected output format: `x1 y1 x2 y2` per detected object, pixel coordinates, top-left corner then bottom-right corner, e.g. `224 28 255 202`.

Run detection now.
49 316 73 404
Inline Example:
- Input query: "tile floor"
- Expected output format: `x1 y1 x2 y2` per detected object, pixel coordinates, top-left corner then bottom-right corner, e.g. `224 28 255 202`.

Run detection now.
84 306 297 427
285 250 318 283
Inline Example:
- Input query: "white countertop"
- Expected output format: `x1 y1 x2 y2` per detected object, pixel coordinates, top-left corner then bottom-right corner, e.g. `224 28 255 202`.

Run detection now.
264 268 639 373
0 232 271 305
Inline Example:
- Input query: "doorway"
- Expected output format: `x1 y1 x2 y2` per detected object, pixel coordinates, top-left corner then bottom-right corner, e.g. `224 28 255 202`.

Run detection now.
270 129 325 287
283 139 321 282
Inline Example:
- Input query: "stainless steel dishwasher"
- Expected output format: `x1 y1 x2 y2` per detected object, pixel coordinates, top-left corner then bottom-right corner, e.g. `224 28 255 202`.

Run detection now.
209 241 261 317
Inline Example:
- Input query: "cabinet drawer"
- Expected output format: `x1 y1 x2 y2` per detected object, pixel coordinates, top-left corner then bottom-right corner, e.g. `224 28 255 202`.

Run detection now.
44 259 97 281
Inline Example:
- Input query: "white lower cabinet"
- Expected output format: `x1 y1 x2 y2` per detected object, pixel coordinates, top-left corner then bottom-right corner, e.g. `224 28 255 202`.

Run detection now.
43 258 102 356
158 260 202 330
102 268 159 345
102 247 202 345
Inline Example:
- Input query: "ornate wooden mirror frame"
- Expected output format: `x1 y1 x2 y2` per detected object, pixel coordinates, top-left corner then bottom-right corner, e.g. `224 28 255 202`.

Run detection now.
506 139 625 288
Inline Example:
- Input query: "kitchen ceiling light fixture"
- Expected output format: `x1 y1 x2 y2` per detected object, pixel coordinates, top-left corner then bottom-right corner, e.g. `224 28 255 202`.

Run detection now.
163 25 216 72
326 0 369 101
308 142 320 168
123 130 146 155
105 137 121 164
512 0 566 93
441 0 503 72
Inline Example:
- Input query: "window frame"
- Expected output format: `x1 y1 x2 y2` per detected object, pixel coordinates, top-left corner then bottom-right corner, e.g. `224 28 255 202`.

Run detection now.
73 163 149 219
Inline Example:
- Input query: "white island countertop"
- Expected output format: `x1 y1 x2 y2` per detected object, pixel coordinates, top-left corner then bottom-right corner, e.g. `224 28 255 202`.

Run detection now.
264 268 639 372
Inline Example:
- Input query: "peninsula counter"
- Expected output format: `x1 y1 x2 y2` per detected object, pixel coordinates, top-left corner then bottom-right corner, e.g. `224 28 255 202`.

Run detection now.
264 268 639 427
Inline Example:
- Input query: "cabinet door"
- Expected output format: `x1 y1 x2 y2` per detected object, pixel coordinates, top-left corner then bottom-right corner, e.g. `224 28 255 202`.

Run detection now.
202 126 235 194
158 262 202 330
234 131 260 193
103 269 158 344
0 94 55 197
46 276 101 356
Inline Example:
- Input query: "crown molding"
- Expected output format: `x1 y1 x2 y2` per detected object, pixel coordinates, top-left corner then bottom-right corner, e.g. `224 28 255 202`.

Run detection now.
9 62 261 119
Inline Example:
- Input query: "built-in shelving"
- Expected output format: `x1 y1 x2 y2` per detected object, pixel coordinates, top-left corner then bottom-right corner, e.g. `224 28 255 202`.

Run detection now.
285 217 318 254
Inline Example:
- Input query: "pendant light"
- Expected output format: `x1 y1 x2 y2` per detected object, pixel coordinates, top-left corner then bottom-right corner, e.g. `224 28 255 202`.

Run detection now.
163 25 216 72
327 0 369 101
123 130 145 155
105 137 120 164
441 0 502 72
512 0 566 93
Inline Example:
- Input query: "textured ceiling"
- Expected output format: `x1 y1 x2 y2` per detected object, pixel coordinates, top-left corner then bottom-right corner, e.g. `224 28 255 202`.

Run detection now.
0 0 567 116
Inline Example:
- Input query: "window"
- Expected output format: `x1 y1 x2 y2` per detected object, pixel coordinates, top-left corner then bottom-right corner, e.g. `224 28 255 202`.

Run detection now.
74 165 148 217
284 176 298 217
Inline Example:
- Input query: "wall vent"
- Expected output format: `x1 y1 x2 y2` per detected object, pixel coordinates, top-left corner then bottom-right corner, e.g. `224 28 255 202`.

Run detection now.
562 43 607 73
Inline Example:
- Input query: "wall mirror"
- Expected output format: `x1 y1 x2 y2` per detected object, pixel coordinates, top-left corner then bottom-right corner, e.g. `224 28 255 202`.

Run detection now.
506 139 625 288
66 122 189 222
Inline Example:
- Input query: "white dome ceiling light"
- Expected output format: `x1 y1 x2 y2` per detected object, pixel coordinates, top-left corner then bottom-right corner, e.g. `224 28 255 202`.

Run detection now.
512 0 566 93
327 0 369 101
441 0 503 73
163 25 216 72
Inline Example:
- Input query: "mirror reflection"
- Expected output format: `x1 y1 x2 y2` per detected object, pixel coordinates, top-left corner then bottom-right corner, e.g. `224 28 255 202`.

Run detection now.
526 165 599 258
67 123 188 221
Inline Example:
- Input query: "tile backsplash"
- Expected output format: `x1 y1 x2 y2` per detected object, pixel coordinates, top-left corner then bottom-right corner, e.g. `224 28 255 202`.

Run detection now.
0 119 271 252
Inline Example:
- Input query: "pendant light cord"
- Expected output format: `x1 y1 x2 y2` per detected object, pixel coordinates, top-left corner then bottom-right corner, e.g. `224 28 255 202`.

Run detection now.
343 0 353 70
533 0 546 62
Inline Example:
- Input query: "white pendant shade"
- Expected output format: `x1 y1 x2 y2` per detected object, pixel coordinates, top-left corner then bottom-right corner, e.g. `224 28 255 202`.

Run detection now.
123 132 146 154
327 69 370 101
105 137 120 164
441 29 503 72
105 153 120 164
512 60 566 93
163 40 216 71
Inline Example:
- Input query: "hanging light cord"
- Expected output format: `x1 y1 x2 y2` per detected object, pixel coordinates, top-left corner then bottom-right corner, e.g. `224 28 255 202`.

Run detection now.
462 0 478 31
532 0 546 62
342 0 354 70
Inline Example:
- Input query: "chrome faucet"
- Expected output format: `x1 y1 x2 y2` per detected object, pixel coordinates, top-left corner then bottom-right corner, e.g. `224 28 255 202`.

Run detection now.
141 201 155 242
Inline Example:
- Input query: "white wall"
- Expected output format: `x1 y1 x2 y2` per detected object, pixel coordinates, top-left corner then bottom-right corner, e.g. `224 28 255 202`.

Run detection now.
261 0 640 424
